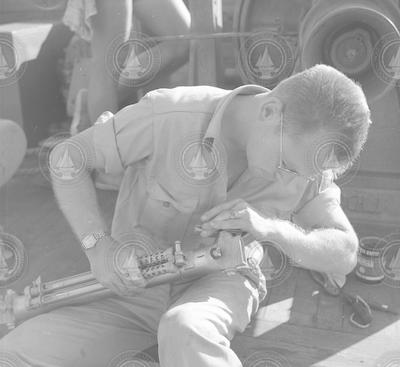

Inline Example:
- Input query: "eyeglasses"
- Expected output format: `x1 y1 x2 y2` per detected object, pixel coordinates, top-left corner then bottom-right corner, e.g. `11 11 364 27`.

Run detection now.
277 113 317 182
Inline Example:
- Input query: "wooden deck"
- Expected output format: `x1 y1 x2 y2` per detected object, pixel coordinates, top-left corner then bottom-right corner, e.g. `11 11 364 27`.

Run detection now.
0 169 399 367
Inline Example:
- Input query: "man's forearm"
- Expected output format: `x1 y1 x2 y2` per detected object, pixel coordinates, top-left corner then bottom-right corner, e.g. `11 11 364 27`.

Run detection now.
266 219 358 275
52 176 108 240
50 141 108 241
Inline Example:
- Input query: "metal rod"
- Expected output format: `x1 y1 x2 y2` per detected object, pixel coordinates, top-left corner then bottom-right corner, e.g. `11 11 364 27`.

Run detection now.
134 31 298 43
14 288 113 324
32 282 107 307
42 272 95 293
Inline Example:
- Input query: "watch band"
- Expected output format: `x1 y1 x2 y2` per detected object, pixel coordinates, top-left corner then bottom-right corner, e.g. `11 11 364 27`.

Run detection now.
81 231 109 251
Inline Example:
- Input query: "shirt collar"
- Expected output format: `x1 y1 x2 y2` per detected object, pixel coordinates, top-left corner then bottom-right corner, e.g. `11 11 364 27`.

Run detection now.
203 84 270 144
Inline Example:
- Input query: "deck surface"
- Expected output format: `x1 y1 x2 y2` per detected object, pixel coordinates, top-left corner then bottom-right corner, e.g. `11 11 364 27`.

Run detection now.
0 168 399 367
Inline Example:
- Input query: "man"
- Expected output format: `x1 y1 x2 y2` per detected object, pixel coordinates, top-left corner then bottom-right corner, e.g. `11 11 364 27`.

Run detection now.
0 65 371 367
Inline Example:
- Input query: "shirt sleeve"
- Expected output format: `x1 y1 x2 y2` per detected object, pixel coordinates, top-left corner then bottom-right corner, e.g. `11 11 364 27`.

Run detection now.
93 94 153 175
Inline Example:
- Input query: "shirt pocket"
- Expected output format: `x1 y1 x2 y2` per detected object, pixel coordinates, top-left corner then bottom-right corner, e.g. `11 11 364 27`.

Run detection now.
139 180 198 243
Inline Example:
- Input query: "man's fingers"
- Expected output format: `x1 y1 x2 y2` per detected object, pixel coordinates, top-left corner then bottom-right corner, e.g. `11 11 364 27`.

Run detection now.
199 204 249 236
199 228 218 238
97 268 141 296
201 207 247 230
207 218 245 231
229 208 247 219
201 199 244 222
125 275 147 289
202 210 233 226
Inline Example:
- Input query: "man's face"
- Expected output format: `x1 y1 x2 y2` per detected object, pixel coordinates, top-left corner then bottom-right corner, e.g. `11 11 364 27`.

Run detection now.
280 128 347 181
245 96 348 180
246 114 343 181
282 131 320 178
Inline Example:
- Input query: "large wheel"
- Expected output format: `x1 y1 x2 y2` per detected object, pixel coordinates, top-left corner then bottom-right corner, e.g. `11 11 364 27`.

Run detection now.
233 0 311 89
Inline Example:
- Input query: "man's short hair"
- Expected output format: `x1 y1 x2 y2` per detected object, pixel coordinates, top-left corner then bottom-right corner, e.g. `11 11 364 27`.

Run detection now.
273 64 372 173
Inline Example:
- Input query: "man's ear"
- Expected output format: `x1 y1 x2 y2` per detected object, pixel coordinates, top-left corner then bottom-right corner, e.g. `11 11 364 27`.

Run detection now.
259 97 283 123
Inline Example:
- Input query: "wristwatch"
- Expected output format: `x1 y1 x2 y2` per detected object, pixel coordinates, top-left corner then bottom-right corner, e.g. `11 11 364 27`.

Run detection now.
81 231 109 251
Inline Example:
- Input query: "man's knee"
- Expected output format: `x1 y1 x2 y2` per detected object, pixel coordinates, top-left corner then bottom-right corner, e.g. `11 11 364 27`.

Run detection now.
158 305 223 349
158 306 190 346
0 318 41 367
0 314 49 353
0 313 81 367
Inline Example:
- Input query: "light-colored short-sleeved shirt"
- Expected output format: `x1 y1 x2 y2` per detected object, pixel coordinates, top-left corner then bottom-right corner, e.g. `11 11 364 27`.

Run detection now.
93 85 341 251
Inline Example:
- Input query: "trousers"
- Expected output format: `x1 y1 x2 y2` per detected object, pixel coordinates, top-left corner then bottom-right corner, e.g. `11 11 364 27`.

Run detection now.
0 271 260 367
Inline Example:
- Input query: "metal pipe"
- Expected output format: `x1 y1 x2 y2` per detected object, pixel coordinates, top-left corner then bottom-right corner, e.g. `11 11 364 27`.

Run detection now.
135 30 298 43
41 272 95 292
38 282 107 306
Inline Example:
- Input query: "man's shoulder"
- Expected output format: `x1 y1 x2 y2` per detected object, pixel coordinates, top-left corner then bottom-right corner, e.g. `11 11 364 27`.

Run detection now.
146 86 230 115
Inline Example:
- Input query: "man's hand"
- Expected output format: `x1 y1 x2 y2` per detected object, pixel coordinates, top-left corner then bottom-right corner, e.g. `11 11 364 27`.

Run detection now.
85 236 147 297
200 199 272 242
